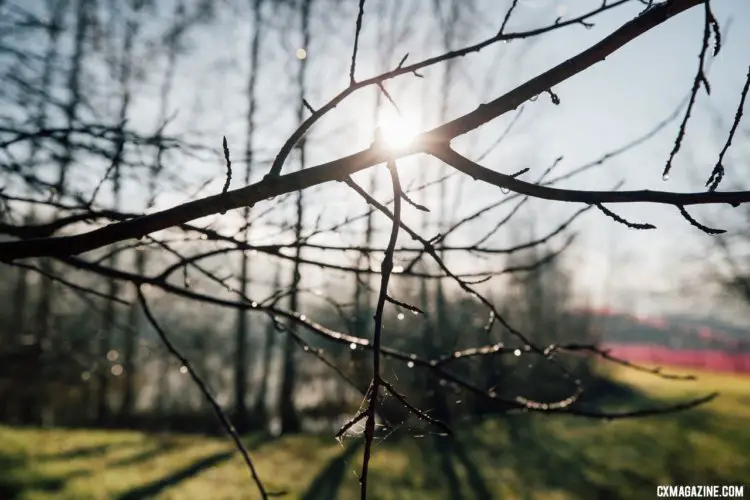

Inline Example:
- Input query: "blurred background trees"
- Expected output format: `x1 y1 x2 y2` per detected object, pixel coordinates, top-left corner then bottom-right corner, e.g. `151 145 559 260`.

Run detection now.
0 0 746 448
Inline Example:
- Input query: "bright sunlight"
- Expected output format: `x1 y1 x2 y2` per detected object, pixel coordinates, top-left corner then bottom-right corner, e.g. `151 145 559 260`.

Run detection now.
376 107 421 150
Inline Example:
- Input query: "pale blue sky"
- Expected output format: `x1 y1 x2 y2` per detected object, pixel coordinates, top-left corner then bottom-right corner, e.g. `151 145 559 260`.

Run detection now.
7 0 749 322
147 0 750 321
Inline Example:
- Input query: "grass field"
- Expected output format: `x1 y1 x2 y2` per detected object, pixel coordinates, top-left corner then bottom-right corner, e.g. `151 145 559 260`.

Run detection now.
1 366 748 499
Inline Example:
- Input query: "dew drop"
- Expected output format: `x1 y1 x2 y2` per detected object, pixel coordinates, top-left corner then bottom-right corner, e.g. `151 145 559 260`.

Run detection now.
179 365 188 374
514 349 522 356
662 173 670 181
501 187 510 194
300 314 306 321
303 346 309 352
397 313 405 320
349 342 357 350
407 361 414 368
251 301 258 308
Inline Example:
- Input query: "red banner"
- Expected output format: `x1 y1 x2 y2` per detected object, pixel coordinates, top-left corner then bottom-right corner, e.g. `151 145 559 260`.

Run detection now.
601 343 750 373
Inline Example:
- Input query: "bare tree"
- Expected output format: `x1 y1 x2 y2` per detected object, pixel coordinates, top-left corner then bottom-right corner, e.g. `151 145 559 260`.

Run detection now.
278 0 314 435
233 0 265 434
1 1 747 498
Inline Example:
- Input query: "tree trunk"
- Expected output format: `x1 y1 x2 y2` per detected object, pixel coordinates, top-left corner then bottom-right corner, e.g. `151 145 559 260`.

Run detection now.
279 0 313 435
233 0 264 433
98 6 137 425
252 264 280 428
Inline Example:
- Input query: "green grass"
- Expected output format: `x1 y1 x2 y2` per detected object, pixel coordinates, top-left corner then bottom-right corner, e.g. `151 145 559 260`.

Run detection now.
1 367 748 499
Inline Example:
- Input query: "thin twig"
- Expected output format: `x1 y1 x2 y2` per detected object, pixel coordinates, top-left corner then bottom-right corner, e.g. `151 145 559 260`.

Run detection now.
349 0 367 85
706 64 750 191
359 159 401 499
136 287 273 500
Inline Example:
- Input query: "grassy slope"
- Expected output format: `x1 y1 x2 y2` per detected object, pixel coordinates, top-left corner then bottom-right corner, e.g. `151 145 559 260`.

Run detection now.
1 367 748 500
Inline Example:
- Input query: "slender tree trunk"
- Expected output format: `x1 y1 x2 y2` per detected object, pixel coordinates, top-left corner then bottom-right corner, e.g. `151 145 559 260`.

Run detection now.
235 249 250 430
4 211 33 423
97 8 137 426
120 1 185 422
252 264 280 427
120 254 142 422
426 0 462 424
233 0 264 433
19 0 74 427
156 354 171 425
35 0 89 426
279 0 313 435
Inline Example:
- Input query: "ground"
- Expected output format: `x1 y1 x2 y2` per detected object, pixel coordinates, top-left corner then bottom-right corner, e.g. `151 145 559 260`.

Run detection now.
1 366 748 499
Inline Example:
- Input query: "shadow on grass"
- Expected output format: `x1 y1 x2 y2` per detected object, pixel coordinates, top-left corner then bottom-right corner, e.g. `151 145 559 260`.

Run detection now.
418 434 492 500
0 455 65 500
0 476 65 500
36 441 140 462
504 416 625 499
116 433 275 500
300 441 360 500
475 397 741 499
116 450 235 500
108 440 181 467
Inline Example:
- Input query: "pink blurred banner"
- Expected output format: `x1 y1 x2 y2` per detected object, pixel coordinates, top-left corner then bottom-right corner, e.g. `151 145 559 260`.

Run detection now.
601 343 750 373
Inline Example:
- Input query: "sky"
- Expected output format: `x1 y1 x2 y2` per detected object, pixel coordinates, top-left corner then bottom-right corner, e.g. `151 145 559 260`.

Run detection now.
139 0 750 322
505 0 750 319
5 0 750 324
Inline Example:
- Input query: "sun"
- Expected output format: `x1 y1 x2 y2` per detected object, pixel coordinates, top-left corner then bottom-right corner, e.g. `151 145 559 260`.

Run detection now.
375 107 420 150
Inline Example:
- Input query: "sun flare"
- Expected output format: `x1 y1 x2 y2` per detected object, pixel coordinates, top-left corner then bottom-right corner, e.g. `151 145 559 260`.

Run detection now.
376 108 420 150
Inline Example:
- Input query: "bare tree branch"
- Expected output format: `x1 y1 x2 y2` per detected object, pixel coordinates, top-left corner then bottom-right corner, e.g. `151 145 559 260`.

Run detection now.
136 286 275 500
